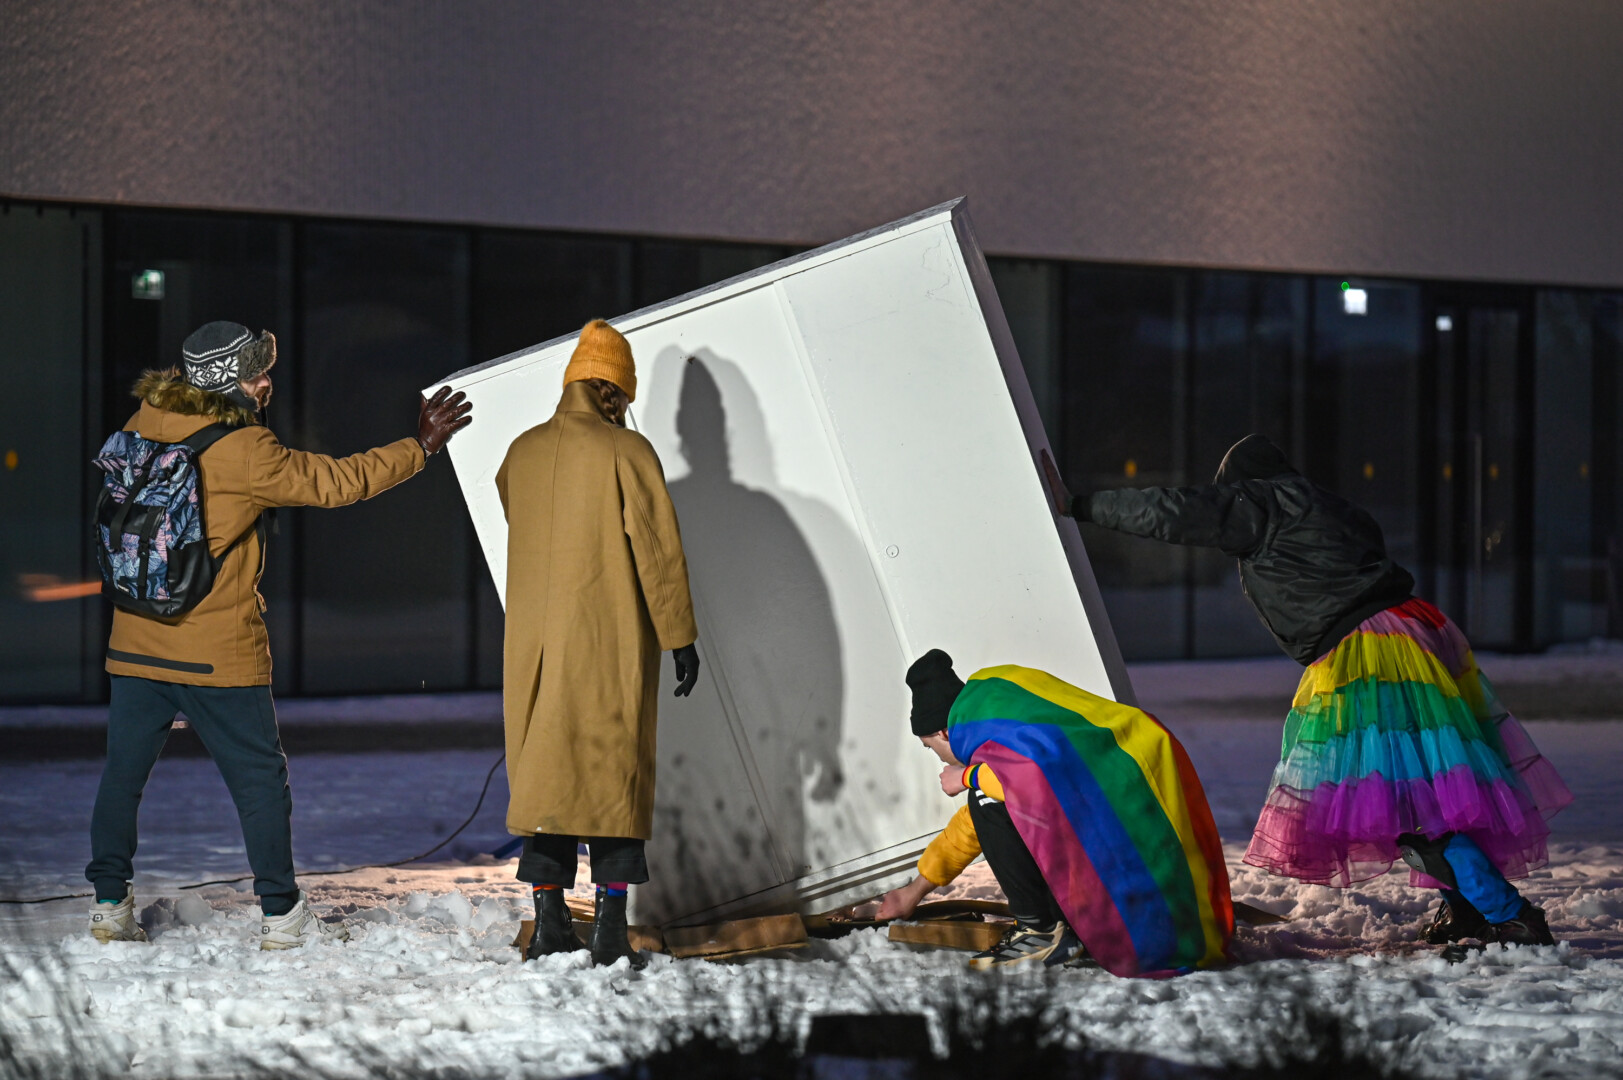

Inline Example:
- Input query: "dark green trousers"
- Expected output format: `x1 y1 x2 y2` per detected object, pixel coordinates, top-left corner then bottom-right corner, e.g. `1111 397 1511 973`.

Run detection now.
86 676 298 915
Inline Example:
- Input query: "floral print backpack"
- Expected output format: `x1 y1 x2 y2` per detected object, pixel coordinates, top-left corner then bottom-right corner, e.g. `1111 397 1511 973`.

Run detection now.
92 424 260 617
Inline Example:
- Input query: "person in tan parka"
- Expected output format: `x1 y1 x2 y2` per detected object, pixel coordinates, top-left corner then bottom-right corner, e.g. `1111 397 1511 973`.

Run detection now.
86 320 471 951
497 319 699 969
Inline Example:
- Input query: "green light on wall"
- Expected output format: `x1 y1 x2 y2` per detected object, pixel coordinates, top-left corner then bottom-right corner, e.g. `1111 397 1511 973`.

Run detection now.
132 269 165 300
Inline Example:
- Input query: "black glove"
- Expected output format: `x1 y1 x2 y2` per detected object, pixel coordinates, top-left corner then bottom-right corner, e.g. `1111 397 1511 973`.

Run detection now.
1070 493 1094 522
672 643 701 697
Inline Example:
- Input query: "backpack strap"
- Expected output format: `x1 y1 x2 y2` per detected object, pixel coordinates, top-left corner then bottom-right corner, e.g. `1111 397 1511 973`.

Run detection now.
182 422 260 570
203 421 263 572
106 422 242 540
181 422 238 455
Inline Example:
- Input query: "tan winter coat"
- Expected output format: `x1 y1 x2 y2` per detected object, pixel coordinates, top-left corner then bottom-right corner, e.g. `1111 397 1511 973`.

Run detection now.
105 371 424 687
497 381 697 840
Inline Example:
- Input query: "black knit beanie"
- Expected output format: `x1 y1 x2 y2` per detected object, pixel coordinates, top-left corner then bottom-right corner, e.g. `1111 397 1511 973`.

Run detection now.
907 649 965 736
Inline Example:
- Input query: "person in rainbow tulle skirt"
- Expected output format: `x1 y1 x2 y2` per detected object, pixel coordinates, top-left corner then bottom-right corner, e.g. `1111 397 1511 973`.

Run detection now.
1042 435 1573 948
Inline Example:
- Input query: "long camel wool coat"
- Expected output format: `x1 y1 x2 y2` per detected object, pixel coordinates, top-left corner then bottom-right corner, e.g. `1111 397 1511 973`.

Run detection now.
496 381 697 840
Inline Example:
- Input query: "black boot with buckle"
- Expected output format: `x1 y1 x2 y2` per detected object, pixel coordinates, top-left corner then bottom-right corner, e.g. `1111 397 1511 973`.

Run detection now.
1422 892 1490 945
589 889 647 970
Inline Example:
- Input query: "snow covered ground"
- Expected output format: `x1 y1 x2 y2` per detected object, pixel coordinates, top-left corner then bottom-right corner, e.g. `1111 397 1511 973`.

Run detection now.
6 846 1623 1079
3 654 1623 1078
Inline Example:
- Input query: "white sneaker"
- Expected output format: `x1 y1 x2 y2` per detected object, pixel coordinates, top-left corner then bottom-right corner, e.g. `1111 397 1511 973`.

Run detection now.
89 888 148 943
259 894 351 950
967 921 1080 971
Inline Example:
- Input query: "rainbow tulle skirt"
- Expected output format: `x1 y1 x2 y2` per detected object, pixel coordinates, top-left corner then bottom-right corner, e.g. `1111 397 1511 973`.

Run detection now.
1242 598 1573 888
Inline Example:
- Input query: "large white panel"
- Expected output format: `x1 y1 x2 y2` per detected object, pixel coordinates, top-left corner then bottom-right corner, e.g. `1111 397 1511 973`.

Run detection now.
429 200 1132 925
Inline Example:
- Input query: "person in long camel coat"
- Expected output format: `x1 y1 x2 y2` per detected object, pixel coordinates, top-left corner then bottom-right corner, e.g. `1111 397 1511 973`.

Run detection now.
497 319 700 968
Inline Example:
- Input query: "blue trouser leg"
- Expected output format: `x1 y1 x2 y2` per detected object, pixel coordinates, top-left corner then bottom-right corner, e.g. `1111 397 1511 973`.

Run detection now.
1441 834 1524 924
86 676 180 901
174 683 299 915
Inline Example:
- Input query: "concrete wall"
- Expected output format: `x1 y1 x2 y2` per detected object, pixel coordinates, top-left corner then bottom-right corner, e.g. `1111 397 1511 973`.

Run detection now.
4 1 1620 286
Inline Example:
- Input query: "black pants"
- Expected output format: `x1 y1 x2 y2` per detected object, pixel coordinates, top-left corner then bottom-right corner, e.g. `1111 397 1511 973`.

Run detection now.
517 833 648 887
968 789 1065 929
87 676 298 915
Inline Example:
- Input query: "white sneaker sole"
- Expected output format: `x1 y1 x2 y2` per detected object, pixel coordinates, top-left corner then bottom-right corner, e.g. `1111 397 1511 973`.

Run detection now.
90 926 148 944
259 926 351 950
968 933 1068 971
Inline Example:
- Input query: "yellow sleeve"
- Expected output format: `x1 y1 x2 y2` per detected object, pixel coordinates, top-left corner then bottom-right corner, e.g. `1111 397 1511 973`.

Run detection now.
917 803 981 886
970 762 1004 802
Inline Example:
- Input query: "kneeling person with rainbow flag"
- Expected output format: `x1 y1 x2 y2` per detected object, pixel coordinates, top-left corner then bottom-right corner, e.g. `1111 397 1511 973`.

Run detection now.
879 650 1233 977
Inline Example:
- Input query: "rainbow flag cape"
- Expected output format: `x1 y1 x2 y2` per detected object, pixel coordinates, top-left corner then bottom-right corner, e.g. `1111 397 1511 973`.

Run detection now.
948 666 1233 977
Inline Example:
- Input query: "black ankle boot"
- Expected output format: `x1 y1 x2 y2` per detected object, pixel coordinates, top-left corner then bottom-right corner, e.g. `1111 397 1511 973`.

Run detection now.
589 890 646 970
525 888 585 961
1491 901 1556 947
1423 895 1489 944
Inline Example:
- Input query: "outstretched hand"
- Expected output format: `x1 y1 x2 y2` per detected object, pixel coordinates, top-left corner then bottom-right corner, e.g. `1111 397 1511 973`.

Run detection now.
1039 449 1072 518
877 875 936 921
672 642 701 697
419 386 472 455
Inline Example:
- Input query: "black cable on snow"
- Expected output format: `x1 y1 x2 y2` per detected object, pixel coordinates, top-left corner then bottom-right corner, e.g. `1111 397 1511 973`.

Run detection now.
0 752 505 905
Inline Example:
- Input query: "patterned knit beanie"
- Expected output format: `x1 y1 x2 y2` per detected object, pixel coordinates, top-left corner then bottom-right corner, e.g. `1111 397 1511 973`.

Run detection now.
183 322 275 408
562 319 637 402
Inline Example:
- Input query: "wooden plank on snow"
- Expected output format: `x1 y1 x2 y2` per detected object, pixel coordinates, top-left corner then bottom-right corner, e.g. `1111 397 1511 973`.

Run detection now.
888 920 1008 952
663 914 808 959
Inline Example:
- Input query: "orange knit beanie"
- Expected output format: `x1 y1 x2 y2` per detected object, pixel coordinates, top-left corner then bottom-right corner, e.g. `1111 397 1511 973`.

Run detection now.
562 319 637 401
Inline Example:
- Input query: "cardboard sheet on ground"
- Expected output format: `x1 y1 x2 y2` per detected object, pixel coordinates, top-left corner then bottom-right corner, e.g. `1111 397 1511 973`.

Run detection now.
428 200 1132 926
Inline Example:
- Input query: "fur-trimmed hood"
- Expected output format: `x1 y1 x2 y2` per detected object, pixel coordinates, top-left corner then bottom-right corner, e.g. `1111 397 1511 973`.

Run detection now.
133 369 261 428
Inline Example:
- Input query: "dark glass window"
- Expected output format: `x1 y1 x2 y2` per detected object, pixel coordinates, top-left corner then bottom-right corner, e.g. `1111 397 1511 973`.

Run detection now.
297 223 472 693
988 258 1063 451
0 206 100 700
474 232 633 361
1063 265 1190 660
1188 272 1307 657
1594 297 1623 637
1306 277 1423 575
1533 291 1599 642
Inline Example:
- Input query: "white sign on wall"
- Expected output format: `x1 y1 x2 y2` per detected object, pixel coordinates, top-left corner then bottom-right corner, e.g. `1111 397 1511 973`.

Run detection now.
428 200 1132 925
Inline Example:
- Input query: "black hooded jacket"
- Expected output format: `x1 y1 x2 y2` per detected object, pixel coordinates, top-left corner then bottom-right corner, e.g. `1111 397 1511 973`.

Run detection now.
1075 435 1415 665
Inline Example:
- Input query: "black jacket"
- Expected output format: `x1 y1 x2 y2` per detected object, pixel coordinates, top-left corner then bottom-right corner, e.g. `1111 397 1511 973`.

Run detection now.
1076 435 1415 665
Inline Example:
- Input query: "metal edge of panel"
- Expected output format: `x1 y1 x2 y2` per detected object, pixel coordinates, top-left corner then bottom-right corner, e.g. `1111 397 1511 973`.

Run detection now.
429 199 967 390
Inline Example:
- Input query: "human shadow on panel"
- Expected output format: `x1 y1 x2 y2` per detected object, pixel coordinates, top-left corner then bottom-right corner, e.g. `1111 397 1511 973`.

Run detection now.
641 354 849 921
